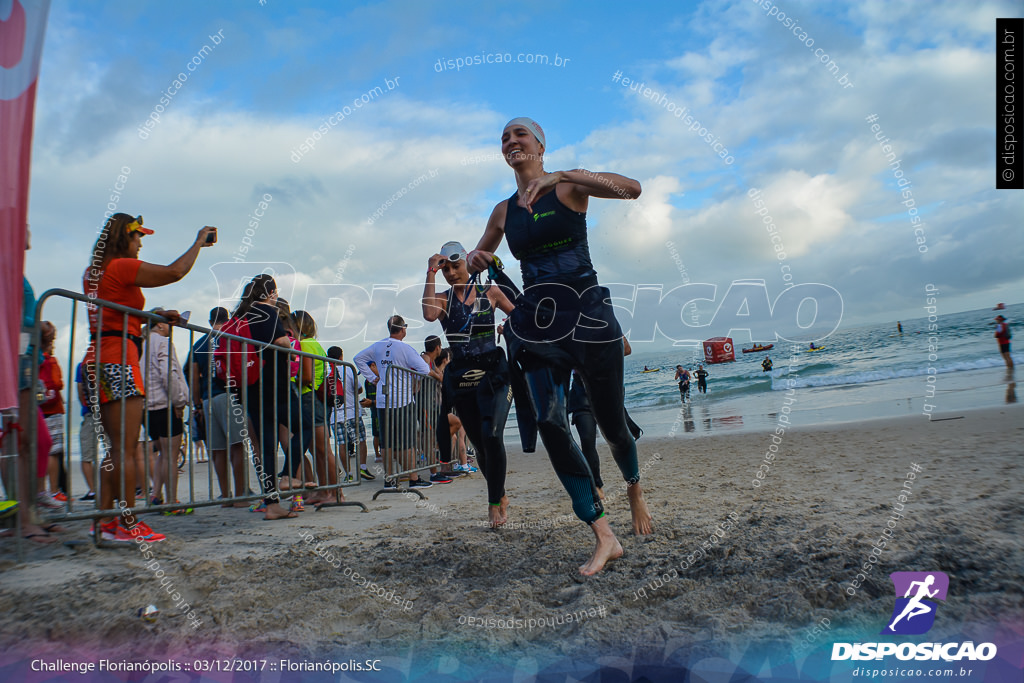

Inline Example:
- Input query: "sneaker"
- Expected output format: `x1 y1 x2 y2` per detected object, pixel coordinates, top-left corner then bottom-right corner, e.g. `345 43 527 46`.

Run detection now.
455 464 478 474
382 477 398 490
80 491 96 501
0 500 17 520
439 469 465 478
359 467 376 481
52 491 68 503
36 492 63 509
429 473 453 484
466 445 475 456
408 478 433 489
90 520 128 543
123 520 165 543
163 501 194 516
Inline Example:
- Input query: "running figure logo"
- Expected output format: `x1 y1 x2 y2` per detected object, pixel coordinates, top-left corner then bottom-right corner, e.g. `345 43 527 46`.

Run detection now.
882 571 949 635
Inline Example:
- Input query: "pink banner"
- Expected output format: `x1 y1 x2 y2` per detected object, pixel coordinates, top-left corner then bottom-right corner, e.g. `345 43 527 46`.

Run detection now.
0 0 50 410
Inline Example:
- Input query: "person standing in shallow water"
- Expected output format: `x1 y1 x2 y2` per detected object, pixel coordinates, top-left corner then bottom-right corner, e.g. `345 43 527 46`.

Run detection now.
468 117 653 576
994 315 1014 371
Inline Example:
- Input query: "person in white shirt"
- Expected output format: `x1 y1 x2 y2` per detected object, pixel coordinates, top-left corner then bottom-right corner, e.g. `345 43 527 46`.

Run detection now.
326 346 374 481
142 308 190 508
353 316 431 488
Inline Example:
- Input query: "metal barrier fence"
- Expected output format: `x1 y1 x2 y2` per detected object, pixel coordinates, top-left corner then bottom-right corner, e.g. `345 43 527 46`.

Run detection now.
373 363 443 500
7 288 368 553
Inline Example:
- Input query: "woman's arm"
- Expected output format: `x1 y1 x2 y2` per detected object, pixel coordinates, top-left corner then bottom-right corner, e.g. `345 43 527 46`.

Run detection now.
170 343 189 409
134 226 216 288
300 355 314 389
422 254 448 322
487 283 516 315
468 202 509 273
518 170 641 213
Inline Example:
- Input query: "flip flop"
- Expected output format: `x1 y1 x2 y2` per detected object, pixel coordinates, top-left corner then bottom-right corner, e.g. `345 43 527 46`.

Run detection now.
24 532 56 544
42 523 67 533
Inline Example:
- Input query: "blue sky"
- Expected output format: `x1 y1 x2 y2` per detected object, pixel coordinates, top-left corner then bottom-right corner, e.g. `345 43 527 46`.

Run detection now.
24 0 1023 352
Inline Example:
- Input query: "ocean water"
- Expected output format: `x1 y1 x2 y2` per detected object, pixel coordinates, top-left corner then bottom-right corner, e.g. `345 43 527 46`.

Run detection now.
55 303 1019 457
503 302 1021 443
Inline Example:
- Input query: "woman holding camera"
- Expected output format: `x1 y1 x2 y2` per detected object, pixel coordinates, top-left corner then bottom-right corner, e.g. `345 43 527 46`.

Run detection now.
84 213 215 542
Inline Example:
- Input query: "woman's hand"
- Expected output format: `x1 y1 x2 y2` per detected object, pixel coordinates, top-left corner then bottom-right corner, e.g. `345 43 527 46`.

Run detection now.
196 226 217 248
467 250 495 274
427 254 446 272
159 309 182 326
517 171 563 212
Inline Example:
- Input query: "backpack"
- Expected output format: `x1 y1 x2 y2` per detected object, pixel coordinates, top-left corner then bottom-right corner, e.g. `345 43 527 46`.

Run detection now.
213 316 263 387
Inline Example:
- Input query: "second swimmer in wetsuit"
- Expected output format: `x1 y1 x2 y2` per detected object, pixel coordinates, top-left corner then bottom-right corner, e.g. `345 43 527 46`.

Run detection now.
695 365 709 394
422 240 516 528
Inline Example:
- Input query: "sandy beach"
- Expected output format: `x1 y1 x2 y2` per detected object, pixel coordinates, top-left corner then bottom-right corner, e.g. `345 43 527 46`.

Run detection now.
1 402 1021 680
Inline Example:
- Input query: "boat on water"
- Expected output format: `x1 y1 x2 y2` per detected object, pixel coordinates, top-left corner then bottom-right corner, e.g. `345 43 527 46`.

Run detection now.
641 367 661 373
806 346 827 353
742 343 774 353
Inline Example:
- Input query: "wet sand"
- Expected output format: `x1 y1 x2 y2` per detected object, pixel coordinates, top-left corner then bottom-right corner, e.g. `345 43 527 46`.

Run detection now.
1 403 1022 680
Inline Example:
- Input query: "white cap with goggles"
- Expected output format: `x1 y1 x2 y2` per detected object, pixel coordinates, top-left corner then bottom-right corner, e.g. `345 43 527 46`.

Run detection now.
440 241 468 262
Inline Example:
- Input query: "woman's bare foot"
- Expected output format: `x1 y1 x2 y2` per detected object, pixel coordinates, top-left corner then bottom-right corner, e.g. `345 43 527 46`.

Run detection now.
627 483 653 535
2 525 57 543
278 477 294 491
264 502 298 520
320 490 345 505
579 517 623 575
488 496 509 528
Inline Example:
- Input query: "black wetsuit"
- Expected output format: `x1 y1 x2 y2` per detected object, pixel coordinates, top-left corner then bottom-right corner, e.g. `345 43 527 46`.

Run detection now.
677 371 690 402
695 369 708 394
567 372 602 491
502 188 640 524
439 281 512 505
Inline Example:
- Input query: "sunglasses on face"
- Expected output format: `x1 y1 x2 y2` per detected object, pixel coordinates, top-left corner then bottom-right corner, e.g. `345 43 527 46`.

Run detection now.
126 216 145 232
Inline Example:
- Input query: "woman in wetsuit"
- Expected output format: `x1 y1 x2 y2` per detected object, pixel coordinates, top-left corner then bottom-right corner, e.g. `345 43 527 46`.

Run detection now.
468 117 653 575
423 241 516 527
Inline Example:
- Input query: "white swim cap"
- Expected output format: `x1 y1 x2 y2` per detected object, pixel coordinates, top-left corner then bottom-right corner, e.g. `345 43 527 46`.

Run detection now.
503 117 545 148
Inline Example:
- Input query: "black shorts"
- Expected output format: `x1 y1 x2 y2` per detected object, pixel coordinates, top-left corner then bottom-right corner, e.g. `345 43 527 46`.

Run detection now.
368 405 380 438
147 407 184 439
1000 342 1011 354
